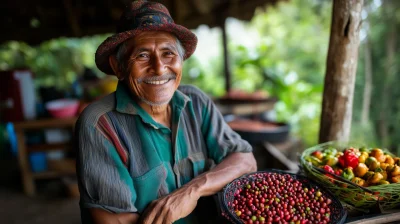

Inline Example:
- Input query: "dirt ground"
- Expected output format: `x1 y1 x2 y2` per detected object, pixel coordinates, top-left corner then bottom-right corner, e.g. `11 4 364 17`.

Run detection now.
0 158 80 224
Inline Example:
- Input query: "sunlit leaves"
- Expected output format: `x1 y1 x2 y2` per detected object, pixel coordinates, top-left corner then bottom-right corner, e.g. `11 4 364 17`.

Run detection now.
0 35 109 90
227 0 332 146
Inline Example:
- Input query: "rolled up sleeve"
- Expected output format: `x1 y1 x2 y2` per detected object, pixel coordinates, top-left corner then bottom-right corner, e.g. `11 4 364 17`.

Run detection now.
75 118 137 214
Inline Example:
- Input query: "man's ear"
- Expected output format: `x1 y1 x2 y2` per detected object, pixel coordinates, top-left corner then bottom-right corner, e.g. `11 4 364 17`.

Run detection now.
109 55 125 80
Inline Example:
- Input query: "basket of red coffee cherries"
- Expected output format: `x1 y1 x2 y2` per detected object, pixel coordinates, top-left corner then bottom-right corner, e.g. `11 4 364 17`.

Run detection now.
220 170 347 224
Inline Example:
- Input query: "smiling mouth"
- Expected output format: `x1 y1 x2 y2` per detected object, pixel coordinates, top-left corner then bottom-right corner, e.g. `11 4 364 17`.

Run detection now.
143 79 172 85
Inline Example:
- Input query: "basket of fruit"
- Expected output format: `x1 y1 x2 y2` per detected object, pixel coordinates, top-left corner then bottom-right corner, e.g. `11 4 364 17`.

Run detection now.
219 169 347 224
301 141 400 211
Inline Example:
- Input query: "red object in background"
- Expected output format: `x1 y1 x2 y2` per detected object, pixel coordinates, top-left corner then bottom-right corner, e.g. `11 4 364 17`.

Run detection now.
45 99 79 118
0 70 36 122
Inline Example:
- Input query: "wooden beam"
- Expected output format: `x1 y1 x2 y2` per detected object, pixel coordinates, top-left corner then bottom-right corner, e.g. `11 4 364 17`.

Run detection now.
63 0 81 36
319 0 364 143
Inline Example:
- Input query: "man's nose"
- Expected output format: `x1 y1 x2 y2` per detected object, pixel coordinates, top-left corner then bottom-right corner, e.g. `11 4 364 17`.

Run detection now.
151 55 166 76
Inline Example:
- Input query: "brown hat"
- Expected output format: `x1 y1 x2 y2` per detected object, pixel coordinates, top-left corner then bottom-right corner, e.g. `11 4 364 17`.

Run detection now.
95 0 198 75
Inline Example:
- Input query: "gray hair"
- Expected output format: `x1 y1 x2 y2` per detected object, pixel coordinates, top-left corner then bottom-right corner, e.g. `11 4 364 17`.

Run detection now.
115 37 185 75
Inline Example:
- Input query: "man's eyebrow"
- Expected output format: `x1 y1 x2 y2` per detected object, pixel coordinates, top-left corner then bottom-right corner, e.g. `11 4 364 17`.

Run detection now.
131 47 150 55
160 43 178 51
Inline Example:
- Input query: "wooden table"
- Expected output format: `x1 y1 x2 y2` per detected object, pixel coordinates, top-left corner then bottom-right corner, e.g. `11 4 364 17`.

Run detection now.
214 97 277 115
346 209 400 223
14 117 77 196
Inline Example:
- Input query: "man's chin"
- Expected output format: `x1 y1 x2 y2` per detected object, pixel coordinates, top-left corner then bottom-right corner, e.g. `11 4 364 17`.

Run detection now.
139 97 171 107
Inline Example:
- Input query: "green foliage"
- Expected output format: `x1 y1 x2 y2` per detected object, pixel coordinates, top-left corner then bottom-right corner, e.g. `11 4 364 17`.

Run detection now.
352 0 400 154
181 54 225 97
0 35 109 90
228 0 332 147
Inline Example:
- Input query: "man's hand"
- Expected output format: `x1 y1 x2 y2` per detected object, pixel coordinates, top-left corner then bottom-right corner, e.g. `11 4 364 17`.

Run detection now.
140 152 256 223
140 184 200 224
89 153 255 224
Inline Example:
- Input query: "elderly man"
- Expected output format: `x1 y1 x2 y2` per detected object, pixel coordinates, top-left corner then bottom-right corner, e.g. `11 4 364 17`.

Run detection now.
75 1 256 223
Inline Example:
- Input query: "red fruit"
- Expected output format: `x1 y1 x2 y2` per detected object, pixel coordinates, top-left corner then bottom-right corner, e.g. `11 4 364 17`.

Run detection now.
312 151 323 160
231 173 335 224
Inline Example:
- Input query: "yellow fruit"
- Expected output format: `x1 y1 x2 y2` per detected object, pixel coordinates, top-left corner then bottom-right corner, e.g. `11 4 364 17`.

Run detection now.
359 155 367 163
369 161 380 171
354 163 369 177
370 148 386 163
390 175 400 183
378 180 390 185
365 157 377 166
368 172 383 184
380 163 389 171
361 152 369 158
386 164 395 173
363 171 374 179
391 166 400 176
385 156 394 165
351 177 365 186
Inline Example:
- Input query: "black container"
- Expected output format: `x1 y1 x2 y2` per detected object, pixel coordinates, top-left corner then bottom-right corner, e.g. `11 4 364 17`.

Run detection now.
219 169 347 224
224 115 290 144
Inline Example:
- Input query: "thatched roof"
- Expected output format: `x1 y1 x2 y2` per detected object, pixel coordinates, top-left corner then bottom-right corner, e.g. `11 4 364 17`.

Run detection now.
1 0 281 45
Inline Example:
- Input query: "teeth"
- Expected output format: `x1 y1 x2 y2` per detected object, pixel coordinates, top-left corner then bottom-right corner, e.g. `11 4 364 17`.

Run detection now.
145 79 169 85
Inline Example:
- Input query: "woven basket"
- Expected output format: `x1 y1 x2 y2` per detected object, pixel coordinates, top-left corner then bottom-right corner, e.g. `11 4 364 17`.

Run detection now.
300 141 400 211
219 169 347 224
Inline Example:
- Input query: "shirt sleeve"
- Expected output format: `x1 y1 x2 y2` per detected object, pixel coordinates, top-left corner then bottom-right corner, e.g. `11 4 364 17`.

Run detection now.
198 89 253 164
75 115 137 214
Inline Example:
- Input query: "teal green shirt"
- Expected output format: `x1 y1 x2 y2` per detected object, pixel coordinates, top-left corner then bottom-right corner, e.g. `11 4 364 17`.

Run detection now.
75 83 252 223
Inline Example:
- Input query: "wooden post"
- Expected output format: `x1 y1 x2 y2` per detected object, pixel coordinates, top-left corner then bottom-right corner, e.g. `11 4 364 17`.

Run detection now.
221 18 232 93
319 0 364 143
15 129 35 196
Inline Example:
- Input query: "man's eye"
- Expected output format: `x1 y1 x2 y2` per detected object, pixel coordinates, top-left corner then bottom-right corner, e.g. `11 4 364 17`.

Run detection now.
164 51 175 56
138 53 149 58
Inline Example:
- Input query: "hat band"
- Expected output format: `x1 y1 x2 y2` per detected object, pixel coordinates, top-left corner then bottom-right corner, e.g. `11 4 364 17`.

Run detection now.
117 12 174 33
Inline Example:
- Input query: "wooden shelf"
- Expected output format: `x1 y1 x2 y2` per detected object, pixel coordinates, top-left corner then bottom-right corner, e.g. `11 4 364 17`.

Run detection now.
14 117 77 196
27 142 72 152
32 170 75 179
14 117 77 130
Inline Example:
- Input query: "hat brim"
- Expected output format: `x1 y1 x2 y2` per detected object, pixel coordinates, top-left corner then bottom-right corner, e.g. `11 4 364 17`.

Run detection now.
95 23 197 75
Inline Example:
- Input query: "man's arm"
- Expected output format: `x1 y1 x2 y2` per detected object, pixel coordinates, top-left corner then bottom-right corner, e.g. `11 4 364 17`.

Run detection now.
89 208 140 224
89 152 255 224
188 152 257 197
140 152 256 224
76 111 140 224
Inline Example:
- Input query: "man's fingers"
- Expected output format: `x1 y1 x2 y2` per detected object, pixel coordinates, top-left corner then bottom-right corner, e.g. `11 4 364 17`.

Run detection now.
141 201 158 224
151 201 170 224
159 207 174 224
142 213 155 224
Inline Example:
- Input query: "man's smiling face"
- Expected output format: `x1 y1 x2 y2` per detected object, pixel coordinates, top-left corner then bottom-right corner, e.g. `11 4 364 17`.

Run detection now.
121 31 183 106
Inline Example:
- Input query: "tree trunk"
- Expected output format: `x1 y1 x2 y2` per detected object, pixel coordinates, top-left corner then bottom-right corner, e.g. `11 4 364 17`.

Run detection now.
319 0 364 143
361 37 373 125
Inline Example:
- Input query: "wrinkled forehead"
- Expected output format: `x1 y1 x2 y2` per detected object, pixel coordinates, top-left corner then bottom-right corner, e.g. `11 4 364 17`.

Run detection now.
126 31 178 50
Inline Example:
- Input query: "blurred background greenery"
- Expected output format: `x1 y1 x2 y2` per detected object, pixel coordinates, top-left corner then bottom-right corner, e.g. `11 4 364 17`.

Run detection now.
0 0 399 153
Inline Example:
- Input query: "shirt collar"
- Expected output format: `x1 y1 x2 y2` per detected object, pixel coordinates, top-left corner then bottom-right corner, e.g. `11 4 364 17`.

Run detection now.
115 82 191 126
